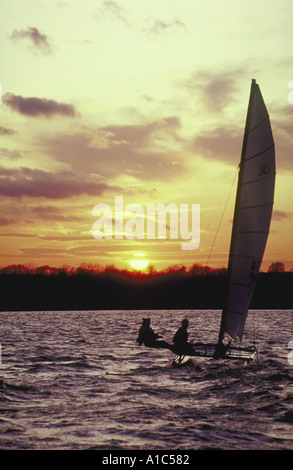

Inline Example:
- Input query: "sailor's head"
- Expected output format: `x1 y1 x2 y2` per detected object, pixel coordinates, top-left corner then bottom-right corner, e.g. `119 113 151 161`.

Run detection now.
182 318 189 328
142 318 150 325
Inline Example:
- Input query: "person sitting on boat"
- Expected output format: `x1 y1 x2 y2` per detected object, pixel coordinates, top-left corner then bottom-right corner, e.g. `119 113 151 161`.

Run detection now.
173 318 195 356
137 318 173 350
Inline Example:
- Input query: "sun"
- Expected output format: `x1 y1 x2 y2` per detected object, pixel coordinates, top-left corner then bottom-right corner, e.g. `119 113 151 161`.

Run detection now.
129 259 149 270
129 253 149 271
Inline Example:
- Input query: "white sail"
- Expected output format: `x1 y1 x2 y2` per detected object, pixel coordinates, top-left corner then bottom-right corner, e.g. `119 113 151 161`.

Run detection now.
219 80 275 342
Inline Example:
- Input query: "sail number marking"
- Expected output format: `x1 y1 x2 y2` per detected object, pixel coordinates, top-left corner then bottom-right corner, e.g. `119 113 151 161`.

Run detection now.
259 164 271 177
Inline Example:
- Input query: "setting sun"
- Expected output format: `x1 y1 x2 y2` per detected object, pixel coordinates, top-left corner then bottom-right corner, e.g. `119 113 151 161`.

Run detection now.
129 253 149 271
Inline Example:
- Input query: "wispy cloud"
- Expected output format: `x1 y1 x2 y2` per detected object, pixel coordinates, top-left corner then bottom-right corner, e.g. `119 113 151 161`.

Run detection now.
192 125 242 163
0 126 17 135
10 26 53 54
143 18 187 36
95 1 129 25
0 216 17 226
31 205 79 222
184 69 243 112
0 232 35 237
3 93 76 118
0 147 22 160
270 105 293 172
273 210 293 221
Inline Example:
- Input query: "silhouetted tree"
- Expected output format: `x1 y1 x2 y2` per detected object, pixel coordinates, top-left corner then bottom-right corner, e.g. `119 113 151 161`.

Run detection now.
268 262 285 273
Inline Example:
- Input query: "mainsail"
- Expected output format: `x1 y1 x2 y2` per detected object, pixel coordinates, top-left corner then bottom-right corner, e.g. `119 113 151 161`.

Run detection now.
219 79 276 343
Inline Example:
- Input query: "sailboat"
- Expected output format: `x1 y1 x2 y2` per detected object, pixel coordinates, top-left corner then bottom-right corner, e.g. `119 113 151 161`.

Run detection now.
173 79 276 365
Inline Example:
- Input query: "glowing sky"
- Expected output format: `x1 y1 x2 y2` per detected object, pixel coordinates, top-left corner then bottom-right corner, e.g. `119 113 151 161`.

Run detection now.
0 0 292 271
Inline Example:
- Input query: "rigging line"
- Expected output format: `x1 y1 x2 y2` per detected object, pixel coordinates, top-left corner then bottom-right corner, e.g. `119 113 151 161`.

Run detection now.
202 166 237 245
206 166 238 267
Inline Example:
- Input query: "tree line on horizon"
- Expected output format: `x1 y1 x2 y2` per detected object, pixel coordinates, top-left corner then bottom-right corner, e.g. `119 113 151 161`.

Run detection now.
0 260 292 311
0 261 288 278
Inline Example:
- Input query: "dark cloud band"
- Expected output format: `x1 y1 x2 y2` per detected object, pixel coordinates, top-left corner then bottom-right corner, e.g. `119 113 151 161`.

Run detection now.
3 93 76 118
0 167 120 199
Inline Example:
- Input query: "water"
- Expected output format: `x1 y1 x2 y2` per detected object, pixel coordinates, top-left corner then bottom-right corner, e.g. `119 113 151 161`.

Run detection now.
0 309 292 451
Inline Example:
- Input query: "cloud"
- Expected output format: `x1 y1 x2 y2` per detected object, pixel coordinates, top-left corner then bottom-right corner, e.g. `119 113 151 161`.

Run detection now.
0 232 35 237
10 26 52 54
143 18 187 36
270 106 293 172
40 117 185 181
0 216 17 226
0 148 22 160
192 110 293 173
272 210 293 221
39 235 91 241
192 125 242 163
95 1 129 25
0 126 17 135
184 69 243 112
3 93 76 118
94 4 187 37
0 166 121 199
17 247 66 258
31 205 79 222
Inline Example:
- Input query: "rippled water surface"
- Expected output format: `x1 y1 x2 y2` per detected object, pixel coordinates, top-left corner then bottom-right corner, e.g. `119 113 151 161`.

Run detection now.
0 309 292 450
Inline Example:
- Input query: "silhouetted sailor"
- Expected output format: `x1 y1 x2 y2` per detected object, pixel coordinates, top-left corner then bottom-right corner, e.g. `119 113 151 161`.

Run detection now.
137 318 173 350
173 318 194 355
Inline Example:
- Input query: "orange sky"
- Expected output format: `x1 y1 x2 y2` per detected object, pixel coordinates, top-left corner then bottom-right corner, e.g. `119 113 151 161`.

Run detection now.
1 1 293 272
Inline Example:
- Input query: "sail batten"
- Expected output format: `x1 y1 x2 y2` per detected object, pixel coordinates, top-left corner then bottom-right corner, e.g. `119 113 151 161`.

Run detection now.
236 230 270 234
232 254 261 259
248 115 270 133
242 174 275 187
219 80 275 343
238 202 274 210
245 143 275 161
227 310 247 316
230 281 259 288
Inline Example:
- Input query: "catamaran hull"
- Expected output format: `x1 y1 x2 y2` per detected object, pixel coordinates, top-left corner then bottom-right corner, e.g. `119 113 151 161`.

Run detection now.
172 342 258 365
172 355 193 367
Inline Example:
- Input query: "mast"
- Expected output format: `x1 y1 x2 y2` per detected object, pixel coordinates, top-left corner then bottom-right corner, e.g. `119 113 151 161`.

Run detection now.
218 79 275 344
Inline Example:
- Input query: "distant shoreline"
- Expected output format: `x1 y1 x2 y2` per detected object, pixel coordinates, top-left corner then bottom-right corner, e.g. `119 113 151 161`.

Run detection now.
1 268 292 311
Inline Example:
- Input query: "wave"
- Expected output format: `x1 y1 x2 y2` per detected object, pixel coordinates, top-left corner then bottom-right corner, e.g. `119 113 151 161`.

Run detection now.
278 411 293 423
0 379 36 393
1 309 292 450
